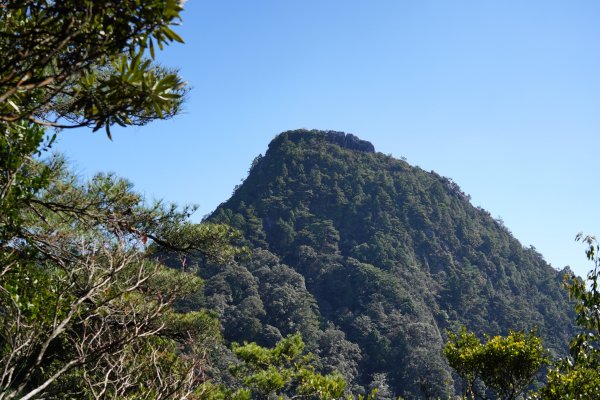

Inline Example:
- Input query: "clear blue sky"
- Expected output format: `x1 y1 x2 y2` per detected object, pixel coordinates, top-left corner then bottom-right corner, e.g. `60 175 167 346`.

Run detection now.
56 1 600 277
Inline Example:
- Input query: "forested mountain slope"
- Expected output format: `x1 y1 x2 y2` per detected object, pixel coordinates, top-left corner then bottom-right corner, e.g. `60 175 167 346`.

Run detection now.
203 129 574 398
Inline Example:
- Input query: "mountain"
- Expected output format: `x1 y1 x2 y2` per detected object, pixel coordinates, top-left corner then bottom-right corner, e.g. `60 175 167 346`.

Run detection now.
203 129 574 398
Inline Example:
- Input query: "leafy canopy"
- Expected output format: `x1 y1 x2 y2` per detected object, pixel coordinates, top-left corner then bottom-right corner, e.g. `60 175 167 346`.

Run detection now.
0 1 244 398
0 0 187 138
0 157 242 399
221 334 375 400
539 235 600 399
444 328 548 400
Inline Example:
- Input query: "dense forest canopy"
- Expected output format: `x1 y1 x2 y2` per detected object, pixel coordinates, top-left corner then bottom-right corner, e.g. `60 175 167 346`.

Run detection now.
201 129 576 398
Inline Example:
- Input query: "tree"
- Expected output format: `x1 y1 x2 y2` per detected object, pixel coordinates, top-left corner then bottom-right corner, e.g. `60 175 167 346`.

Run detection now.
539 235 600 399
0 160 240 399
0 0 190 242
444 327 548 400
203 334 379 400
0 0 187 138
228 334 349 400
445 236 600 400
0 1 243 398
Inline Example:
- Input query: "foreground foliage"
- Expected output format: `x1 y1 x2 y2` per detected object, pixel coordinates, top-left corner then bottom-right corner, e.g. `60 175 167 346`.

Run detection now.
444 328 547 400
0 154 240 399
444 236 600 400
229 334 346 399
0 1 232 398
539 235 600 399
0 0 187 137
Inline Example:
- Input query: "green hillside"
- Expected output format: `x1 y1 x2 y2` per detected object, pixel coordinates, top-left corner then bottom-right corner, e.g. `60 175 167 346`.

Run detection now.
204 129 574 398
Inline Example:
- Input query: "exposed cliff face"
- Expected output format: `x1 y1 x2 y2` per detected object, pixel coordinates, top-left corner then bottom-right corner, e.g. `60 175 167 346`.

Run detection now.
205 129 575 398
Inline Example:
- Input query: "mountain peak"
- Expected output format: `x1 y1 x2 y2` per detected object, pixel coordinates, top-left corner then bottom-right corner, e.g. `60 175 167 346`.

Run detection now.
209 130 574 397
269 129 375 153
